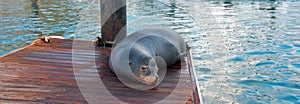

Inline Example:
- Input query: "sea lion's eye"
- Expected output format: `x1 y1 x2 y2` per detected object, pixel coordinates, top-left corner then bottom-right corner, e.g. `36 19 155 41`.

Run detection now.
140 66 147 72
128 62 132 65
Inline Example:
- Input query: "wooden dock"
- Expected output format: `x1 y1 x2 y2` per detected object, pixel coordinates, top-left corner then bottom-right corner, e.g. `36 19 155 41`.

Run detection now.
0 38 201 104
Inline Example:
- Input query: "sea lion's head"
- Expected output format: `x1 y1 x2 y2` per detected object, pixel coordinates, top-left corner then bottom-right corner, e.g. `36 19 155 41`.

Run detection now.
129 47 159 86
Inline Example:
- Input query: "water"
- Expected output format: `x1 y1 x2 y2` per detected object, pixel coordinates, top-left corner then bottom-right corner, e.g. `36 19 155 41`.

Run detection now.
1 0 300 103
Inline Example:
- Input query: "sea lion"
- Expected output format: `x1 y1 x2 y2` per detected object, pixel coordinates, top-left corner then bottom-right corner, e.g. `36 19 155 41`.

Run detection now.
109 27 186 90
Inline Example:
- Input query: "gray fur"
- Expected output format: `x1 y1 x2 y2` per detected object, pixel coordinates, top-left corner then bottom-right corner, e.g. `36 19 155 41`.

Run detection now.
109 27 186 88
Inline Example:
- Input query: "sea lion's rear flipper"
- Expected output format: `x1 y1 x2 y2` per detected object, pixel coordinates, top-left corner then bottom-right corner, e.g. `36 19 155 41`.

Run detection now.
181 43 191 57
180 52 187 58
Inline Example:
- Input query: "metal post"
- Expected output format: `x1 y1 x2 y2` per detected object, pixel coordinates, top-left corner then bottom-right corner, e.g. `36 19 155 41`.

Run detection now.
101 0 126 46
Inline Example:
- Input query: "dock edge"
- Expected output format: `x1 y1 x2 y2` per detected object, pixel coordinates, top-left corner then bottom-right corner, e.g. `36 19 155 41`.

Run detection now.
187 49 203 104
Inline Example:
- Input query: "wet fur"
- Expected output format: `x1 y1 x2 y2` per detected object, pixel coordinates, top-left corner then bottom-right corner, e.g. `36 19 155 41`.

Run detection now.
109 27 186 87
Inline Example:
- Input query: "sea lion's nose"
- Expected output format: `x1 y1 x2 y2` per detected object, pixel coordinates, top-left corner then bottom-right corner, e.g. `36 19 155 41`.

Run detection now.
149 76 159 86
143 75 159 86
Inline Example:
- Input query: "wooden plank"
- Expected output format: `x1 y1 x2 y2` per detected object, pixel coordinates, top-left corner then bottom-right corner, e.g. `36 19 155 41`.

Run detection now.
0 38 199 104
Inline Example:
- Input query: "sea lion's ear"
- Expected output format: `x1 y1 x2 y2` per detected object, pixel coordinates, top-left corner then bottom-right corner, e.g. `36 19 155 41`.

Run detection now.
128 61 132 65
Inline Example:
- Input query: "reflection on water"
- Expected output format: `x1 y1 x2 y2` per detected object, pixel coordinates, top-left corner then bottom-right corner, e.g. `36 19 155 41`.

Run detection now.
1 0 300 103
0 0 100 55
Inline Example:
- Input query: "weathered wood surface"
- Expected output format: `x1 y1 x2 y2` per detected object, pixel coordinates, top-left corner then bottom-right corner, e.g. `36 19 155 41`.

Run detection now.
0 38 200 104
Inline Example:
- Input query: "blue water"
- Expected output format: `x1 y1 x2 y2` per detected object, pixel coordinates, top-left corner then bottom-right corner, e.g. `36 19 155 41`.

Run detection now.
1 0 300 103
